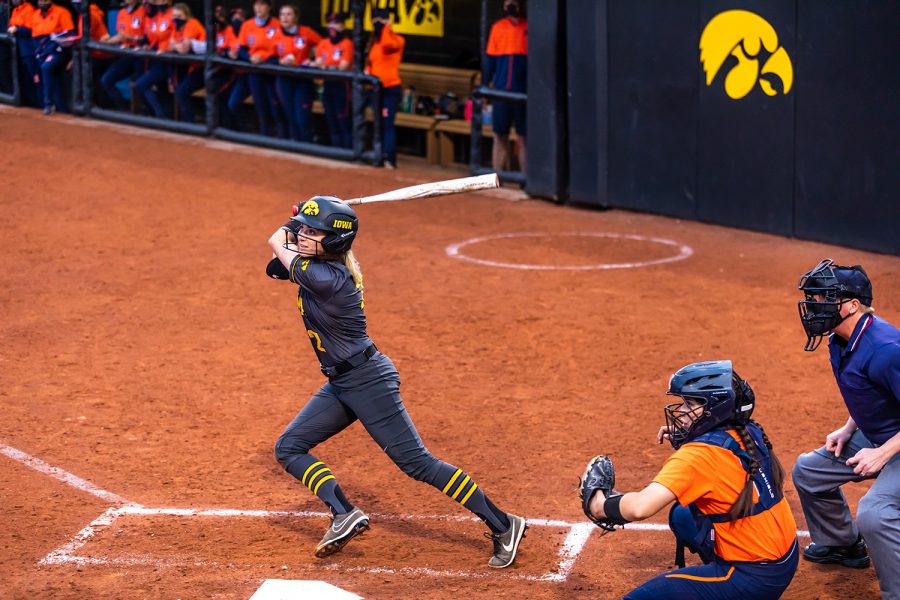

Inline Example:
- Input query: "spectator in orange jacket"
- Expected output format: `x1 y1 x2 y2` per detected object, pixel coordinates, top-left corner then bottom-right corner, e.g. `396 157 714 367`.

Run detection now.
314 12 353 149
273 4 320 142
7 0 40 106
133 0 174 118
31 0 75 114
484 0 527 174
170 2 205 122
99 0 145 111
228 0 284 137
366 8 404 167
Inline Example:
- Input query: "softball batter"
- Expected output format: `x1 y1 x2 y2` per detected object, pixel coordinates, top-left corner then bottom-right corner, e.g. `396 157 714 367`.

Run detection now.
266 196 526 567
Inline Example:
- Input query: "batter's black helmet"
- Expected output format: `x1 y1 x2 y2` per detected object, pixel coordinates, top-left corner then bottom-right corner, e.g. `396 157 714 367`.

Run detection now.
797 258 872 351
290 196 358 255
664 360 755 449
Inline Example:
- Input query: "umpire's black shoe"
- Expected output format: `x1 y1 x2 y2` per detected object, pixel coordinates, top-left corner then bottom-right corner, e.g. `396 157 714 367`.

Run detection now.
314 507 369 558
802 535 870 568
486 513 527 569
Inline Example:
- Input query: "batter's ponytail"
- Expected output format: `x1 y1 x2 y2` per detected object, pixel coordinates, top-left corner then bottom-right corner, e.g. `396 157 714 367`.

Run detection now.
343 250 363 287
726 420 785 521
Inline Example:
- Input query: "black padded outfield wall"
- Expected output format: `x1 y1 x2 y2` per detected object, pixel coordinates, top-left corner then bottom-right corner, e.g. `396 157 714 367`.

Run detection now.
525 0 567 201
565 0 608 207
606 0 698 218
792 0 900 255
558 0 899 255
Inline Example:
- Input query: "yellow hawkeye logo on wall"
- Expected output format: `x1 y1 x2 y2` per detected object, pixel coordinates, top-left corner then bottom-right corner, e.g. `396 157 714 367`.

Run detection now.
700 10 793 100
321 0 443 38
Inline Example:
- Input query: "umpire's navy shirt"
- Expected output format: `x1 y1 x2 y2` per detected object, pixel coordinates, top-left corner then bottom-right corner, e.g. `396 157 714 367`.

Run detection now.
829 314 900 445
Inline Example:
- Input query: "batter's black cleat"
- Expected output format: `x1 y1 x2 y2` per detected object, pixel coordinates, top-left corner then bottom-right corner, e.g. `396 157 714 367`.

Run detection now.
802 535 870 568
315 507 369 558
486 513 527 568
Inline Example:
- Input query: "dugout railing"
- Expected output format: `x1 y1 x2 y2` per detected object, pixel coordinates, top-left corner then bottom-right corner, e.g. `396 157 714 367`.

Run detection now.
0 0 20 106
0 30 20 106
0 0 384 166
80 0 382 164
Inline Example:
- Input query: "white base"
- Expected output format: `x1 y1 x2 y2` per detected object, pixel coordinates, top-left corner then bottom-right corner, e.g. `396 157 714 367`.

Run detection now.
249 579 362 600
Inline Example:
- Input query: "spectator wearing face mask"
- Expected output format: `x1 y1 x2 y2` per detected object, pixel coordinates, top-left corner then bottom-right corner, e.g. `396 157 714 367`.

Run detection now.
273 4 321 142
313 12 352 149
169 2 206 122
6 0 40 106
365 7 404 168
133 0 174 118
99 0 145 111
484 0 527 174
228 0 285 138
30 0 75 114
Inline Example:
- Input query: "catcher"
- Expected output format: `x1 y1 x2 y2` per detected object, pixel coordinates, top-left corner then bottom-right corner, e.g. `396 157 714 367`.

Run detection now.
579 361 799 599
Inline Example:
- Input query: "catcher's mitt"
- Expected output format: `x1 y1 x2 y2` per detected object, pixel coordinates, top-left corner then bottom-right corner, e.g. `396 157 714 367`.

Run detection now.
579 455 624 532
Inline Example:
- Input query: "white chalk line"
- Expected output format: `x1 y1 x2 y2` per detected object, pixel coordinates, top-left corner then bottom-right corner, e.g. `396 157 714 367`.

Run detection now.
4 441 808 582
0 444 129 505
446 232 694 270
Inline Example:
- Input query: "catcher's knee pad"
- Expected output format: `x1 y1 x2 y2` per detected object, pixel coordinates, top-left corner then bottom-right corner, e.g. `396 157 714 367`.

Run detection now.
669 504 716 564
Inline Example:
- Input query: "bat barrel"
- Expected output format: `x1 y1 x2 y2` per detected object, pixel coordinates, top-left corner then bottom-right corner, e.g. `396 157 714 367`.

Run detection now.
345 173 501 206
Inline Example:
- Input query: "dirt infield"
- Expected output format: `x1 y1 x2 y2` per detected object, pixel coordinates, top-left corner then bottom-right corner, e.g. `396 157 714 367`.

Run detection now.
1 106 896 599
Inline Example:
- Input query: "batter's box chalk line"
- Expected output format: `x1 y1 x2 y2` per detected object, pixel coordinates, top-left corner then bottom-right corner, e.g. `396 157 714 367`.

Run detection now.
3 443 808 582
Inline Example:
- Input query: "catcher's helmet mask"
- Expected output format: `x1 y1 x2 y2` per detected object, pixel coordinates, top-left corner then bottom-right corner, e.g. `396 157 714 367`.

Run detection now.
664 360 755 450
289 195 359 256
797 258 872 351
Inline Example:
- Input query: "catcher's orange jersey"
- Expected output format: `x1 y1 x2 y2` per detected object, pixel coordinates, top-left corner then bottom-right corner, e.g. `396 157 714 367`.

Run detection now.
654 433 797 562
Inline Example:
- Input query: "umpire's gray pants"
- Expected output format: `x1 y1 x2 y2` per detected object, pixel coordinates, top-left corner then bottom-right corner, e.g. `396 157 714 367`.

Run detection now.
792 429 900 599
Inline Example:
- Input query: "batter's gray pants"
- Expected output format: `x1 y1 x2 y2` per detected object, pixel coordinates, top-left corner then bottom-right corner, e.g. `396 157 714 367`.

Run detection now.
792 429 900 599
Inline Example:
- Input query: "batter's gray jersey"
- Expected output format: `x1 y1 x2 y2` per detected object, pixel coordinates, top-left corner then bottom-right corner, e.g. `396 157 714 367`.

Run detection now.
288 256 372 368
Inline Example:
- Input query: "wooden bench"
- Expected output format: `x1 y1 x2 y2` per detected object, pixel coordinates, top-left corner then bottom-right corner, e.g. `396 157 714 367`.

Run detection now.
433 116 515 167
396 63 478 164
189 62 480 164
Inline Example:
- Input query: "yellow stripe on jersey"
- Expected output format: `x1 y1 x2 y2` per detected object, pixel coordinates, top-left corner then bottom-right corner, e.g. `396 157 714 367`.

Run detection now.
451 475 471 500
459 483 478 506
313 474 335 495
442 469 462 494
306 467 331 490
302 461 324 486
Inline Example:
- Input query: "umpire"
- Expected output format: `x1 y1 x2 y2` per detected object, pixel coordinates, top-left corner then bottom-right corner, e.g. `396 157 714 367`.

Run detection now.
792 259 900 599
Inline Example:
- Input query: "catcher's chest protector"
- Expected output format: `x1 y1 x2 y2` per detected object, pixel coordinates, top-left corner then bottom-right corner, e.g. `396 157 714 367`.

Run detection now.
691 426 784 524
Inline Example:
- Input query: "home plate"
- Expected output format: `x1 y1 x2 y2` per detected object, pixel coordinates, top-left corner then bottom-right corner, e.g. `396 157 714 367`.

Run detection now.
249 579 362 599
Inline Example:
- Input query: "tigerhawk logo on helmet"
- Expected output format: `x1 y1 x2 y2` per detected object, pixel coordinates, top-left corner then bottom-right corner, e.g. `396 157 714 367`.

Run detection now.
290 196 359 255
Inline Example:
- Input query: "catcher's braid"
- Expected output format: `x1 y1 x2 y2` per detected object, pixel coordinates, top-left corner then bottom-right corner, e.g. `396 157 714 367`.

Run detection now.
727 423 762 521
